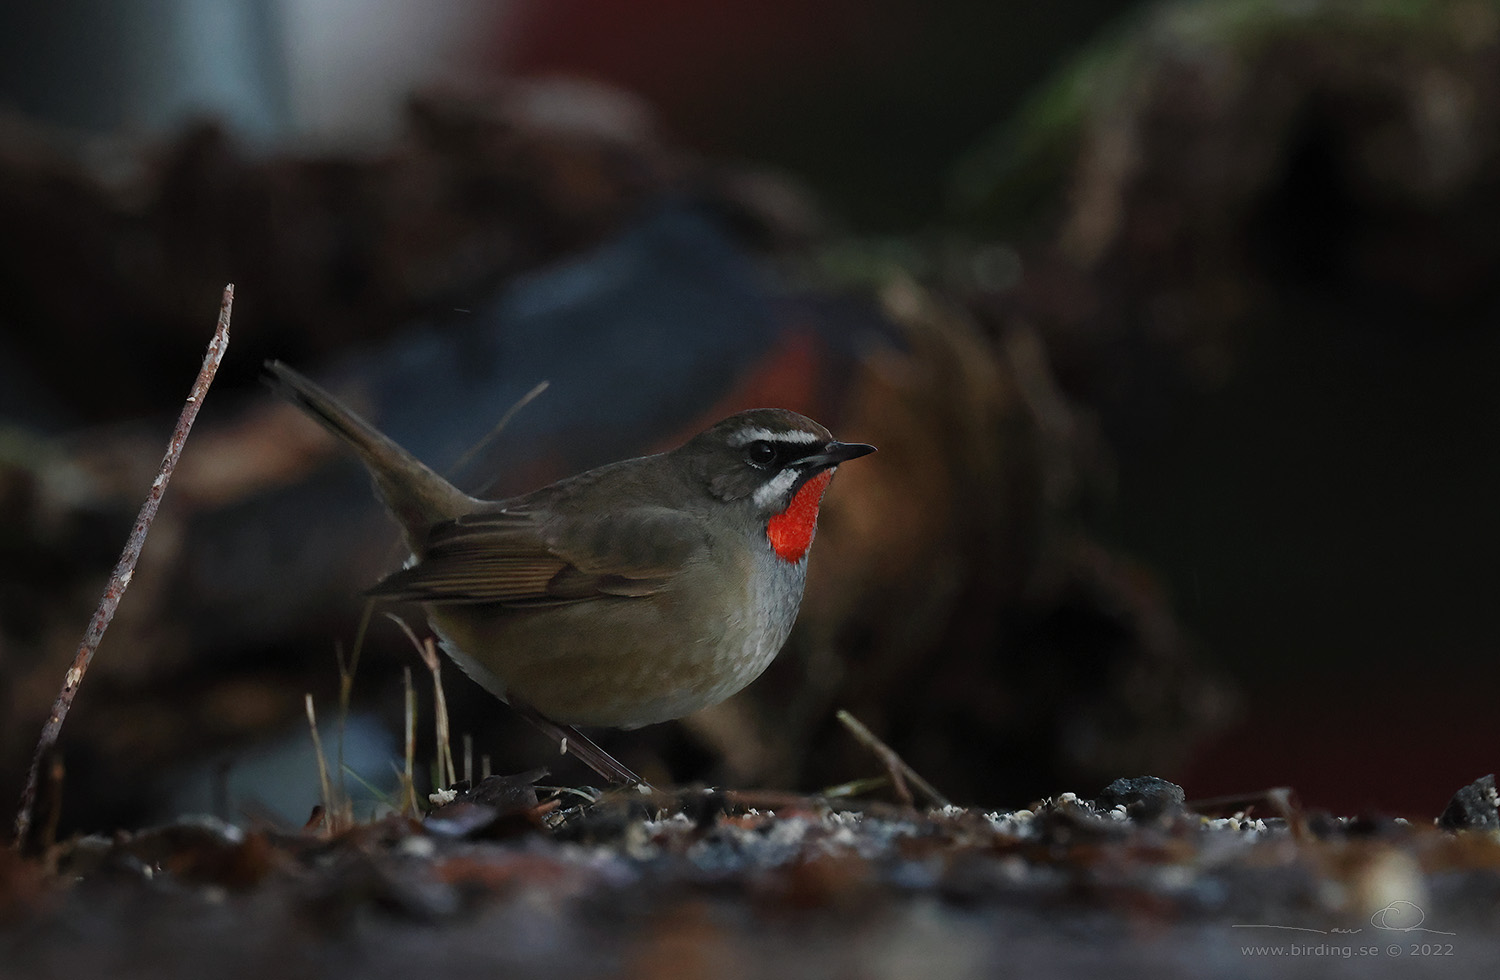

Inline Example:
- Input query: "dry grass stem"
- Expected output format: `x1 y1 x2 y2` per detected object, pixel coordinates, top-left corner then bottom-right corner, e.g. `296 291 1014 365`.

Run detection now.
453 379 550 495
305 694 334 832
334 600 375 803
820 776 892 799
12 284 233 850
428 638 456 788
386 614 456 788
835 709 951 808
401 667 418 816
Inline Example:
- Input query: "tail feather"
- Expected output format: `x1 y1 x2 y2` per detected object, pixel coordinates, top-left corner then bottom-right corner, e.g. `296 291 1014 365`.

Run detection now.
263 360 475 547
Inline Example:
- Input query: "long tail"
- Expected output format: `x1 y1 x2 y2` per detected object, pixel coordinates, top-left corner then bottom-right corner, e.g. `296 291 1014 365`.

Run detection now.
263 360 476 548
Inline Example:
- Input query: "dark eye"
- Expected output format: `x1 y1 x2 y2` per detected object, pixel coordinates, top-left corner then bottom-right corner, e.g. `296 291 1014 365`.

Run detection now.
745 440 777 468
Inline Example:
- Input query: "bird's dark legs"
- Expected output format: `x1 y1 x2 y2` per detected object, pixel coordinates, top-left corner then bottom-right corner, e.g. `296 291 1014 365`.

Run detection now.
510 698 649 789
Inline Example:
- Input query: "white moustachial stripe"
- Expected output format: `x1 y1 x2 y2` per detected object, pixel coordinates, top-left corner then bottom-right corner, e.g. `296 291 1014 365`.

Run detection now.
751 467 801 510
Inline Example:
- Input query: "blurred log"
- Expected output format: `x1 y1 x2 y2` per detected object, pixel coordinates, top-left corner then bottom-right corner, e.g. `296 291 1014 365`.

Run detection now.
0 77 1229 831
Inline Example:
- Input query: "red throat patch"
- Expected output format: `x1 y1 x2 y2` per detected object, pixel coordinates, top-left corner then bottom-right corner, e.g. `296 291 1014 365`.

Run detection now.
766 470 833 563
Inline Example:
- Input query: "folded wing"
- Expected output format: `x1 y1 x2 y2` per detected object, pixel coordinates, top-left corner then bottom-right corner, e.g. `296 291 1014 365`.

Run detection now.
365 505 708 606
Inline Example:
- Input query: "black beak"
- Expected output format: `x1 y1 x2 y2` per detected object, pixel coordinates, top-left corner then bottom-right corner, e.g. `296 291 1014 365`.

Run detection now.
798 441 876 470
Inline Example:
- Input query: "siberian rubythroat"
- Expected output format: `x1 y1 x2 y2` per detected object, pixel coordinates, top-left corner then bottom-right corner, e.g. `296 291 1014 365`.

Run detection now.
265 361 873 782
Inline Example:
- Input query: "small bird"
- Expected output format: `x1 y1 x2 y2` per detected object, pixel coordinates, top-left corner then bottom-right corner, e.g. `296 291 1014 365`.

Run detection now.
264 361 874 784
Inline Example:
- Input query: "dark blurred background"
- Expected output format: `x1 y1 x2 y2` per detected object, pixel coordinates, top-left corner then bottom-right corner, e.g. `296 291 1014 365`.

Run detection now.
1 0 1497 832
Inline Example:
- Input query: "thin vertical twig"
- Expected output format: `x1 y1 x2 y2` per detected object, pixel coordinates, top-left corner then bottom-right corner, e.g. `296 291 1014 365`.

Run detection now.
13 285 233 850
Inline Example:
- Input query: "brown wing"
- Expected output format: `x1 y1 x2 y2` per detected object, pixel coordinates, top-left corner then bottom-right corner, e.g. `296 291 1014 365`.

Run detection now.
365 505 708 606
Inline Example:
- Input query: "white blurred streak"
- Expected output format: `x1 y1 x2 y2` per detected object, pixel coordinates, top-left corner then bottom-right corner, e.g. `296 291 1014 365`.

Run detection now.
278 0 512 145
134 0 289 139
1 0 511 146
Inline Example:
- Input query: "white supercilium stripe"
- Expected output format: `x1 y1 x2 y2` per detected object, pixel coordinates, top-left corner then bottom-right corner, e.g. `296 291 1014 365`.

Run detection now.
730 426 822 447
